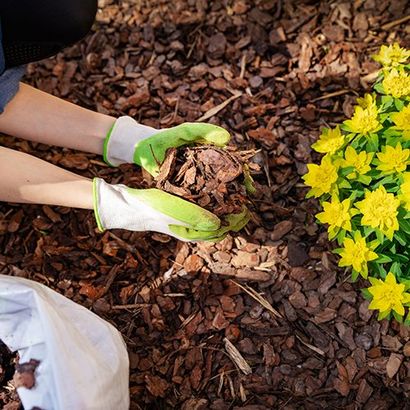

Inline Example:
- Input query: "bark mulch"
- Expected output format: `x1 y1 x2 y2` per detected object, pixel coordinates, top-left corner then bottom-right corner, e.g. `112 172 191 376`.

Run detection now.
1 0 410 408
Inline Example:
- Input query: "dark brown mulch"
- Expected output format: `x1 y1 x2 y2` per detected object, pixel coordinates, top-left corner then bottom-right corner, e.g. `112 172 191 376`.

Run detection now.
0 342 19 408
1 0 410 409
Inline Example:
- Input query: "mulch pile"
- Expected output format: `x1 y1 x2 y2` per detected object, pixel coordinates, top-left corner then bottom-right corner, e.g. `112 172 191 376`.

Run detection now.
1 0 410 408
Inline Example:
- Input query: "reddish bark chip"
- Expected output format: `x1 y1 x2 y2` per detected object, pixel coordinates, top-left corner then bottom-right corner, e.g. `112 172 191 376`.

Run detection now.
184 255 204 274
144 374 169 398
386 353 403 378
13 359 40 389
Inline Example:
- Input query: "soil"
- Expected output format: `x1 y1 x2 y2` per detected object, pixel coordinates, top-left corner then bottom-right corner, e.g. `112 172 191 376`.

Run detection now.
1 0 410 409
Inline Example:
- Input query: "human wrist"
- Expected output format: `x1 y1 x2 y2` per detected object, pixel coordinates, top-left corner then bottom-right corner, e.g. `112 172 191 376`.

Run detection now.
103 116 158 166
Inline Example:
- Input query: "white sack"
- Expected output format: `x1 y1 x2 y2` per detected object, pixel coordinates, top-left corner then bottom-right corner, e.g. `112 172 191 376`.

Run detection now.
0 275 130 410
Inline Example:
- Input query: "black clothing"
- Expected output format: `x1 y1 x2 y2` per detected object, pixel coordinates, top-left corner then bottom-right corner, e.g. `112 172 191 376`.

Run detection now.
0 0 97 71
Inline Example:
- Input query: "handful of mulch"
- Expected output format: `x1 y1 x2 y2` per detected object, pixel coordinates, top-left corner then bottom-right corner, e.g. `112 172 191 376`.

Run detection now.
154 146 257 219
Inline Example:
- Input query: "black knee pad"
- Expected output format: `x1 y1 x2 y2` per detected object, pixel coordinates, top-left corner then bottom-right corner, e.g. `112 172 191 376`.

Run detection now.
0 0 98 69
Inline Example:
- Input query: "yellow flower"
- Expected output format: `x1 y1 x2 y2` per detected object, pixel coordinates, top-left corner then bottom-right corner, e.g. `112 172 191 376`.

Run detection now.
317 197 355 239
382 68 410 99
303 155 338 198
312 126 345 154
368 272 410 318
399 172 410 211
372 43 410 67
376 143 410 174
357 93 377 109
391 105 410 139
342 146 373 179
344 105 382 135
355 186 400 240
338 231 378 278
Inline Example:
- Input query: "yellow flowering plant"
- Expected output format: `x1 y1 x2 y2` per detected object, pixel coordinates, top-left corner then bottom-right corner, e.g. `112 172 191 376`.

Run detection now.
303 43 410 324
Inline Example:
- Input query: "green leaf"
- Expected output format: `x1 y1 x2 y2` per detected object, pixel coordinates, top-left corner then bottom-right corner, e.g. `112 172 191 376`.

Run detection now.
374 82 385 94
363 226 374 238
371 262 387 277
375 229 384 245
243 164 257 195
335 229 346 246
393 310 404 323
361 288 372 300
394 99 405 111
390 261 402 275
390 253 409 264
340 166 355 177
378 113 391 123
338 178 352 189
381 95 394 109
374 174 394 187
394 231 407 246
366 133 379 151
376 254 393 264
400 218 410 235
356 174 372 185
384 128 402 137
351 269 360 282
378 310 391 321
400 278 410 291
345 133 357 144
340 124 353 133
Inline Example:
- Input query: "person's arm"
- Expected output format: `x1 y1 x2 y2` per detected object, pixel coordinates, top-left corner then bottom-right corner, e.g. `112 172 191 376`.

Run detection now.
0 146 93 208
0 83 115 155
0 83 231 177
0 146 248 241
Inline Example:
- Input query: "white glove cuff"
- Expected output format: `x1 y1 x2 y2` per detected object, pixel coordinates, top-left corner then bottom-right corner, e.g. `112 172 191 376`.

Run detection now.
93 178 191 239
104 116 158 166
93 178 143 231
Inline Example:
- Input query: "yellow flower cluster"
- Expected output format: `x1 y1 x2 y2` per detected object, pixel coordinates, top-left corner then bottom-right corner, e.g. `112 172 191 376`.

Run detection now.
344 104 382 135
338 231 377 278
342 146 373 179
392 105 410 139
399 173 410 210
376 143 410 174
372 43 410 67
382 69 410 99
311 126 344 154
369 273 410 319
302 156 338 198
355 186 400 240
303 43 410 324
316 197 356 239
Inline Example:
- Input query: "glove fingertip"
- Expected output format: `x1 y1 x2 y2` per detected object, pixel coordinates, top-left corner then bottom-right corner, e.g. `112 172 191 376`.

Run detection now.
205 233 228 243
194 214 221 231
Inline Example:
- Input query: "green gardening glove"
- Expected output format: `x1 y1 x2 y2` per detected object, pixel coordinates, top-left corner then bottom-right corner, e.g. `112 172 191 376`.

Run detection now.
93 178 250 242
103 116 230 176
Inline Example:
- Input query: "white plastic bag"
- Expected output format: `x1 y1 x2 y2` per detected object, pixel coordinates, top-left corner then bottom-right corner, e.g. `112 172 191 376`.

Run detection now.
0 275 130 410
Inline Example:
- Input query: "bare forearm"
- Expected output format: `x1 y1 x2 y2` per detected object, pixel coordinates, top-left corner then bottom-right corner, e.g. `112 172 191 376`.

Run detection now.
0 147 93 209
0 83 115 154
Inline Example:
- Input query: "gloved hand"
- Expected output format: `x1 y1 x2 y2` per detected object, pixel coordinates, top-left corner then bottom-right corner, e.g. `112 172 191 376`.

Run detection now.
103 116 230 176
93 178 250 242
